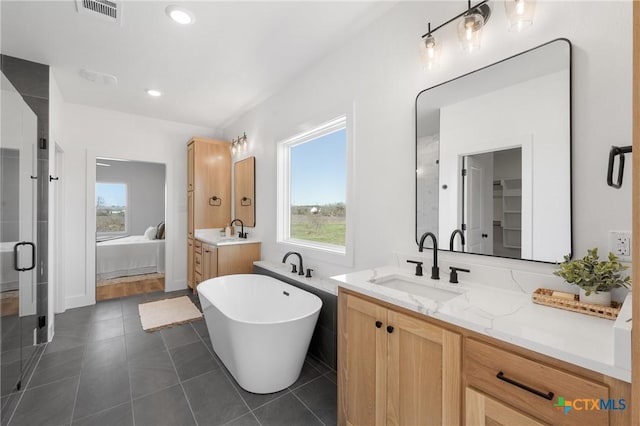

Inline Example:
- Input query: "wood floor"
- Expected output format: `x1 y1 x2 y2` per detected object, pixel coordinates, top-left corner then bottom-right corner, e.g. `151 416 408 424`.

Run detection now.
0 290 19 317
96 273 165 301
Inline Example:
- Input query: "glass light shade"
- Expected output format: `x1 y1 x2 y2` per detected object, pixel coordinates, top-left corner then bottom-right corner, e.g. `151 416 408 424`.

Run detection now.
419 35 441 70
505 0 536 32
457 12 485 52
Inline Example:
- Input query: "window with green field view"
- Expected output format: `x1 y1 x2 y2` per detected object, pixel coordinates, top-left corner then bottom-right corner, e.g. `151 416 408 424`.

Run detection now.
96 182 127 233
279 117 347 250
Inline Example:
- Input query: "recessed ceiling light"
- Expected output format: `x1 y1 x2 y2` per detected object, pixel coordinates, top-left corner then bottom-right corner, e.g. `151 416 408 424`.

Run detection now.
146 89 162 97
165 5 195 25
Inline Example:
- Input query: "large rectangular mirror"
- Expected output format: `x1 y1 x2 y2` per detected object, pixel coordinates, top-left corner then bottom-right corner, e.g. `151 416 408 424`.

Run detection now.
234 156 255 227
416 39 571 263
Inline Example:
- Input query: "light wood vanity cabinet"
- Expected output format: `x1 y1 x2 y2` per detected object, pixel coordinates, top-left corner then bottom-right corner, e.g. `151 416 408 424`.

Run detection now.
338 292 461 426
186 137 231 290
338 289 631 426
192 240 261 289
465 387 547 426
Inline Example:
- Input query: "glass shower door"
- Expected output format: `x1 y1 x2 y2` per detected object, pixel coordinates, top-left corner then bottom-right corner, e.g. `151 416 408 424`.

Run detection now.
1 70 38 399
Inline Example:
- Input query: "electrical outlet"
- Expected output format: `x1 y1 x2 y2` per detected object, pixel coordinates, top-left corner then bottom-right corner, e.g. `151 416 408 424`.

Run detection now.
609 231 632 261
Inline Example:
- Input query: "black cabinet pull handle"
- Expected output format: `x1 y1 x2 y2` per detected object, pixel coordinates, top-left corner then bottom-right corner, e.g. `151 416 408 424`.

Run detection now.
375 321 382 328
387 325 394 333
496 371 554 401
607 145 632 189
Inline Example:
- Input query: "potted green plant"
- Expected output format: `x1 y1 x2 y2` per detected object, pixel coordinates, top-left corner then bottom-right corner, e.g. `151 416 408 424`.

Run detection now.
554 248 630 306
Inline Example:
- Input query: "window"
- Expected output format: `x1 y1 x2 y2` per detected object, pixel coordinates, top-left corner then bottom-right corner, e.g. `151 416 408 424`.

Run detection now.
96 182 127 234
277 116 348 254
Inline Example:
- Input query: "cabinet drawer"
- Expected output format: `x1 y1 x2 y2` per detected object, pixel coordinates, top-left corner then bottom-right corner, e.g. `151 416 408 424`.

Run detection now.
464 339 610 426
195 239 202 254
195 272 202 286
195 252 203 274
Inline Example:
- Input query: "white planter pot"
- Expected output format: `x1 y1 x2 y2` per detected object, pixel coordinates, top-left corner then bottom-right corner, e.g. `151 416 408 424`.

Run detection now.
579 288 611 306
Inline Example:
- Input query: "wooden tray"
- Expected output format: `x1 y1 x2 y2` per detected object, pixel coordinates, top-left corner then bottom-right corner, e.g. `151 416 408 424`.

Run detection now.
532 288 621 320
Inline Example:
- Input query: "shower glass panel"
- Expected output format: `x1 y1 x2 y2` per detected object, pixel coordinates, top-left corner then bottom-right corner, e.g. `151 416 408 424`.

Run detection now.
0 71 39 400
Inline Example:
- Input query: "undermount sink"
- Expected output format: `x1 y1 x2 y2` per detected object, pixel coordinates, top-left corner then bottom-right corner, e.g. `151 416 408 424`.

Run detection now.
369 274 462 302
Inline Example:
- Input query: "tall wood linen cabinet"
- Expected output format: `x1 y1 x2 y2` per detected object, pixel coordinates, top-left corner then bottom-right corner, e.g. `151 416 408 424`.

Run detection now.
187 137 231 289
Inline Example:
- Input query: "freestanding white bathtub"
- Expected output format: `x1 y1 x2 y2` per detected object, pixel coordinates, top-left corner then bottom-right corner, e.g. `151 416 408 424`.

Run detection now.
197 274 322 394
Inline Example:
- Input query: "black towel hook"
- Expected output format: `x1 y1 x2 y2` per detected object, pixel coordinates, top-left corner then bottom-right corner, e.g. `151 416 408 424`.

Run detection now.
607 145 632 189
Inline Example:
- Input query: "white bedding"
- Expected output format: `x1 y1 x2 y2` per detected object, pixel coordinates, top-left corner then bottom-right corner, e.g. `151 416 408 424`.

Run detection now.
97 235 165 280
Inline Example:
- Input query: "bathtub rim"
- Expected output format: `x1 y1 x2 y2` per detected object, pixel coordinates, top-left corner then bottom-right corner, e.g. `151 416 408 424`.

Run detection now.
197 274 323 326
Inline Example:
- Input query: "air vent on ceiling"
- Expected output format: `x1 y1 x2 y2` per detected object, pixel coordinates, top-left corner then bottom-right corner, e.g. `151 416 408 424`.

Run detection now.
79 68 118 86
75 0 122 25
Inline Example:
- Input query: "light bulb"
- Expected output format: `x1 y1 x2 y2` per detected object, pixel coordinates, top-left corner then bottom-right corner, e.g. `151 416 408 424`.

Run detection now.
458 13 484 52
419 35 441 71
505 0 535 32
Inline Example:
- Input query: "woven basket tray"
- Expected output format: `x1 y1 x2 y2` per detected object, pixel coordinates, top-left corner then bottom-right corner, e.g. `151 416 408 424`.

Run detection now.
532 288 621 320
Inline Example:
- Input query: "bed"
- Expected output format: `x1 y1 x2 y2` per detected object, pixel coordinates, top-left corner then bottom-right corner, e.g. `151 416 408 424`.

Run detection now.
96 235 165 281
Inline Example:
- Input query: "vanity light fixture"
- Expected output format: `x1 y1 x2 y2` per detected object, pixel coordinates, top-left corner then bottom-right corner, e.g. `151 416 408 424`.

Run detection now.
505 0 536 32
419 0 493 70
146 89 162 97
231 132 248 156
165 5 195 25
419 23 441 70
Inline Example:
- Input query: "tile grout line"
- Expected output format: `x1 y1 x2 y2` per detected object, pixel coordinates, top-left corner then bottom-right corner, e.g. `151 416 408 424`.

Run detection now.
159 327 199 426
290 388 326 426
71 400 131 424
189 322 261 425
66 343 84 426
122 300 137 426
6 344 47 426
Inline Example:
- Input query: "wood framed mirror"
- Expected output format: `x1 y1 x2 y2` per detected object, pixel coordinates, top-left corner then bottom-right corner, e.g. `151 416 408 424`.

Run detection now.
234 156 255 227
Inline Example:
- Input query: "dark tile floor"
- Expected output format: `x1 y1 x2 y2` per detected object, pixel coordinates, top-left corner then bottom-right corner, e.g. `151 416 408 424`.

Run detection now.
3 290 337 426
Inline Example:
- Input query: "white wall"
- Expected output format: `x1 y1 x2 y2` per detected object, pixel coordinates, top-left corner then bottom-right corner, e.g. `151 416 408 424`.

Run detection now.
96 160 166 236
57 101 218 309
222 2 632 280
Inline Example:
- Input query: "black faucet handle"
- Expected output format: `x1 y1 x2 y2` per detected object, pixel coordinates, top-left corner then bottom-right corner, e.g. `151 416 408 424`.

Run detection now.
305 268 314 278
449 266 470 284
290 263 298 274
406 260 424 277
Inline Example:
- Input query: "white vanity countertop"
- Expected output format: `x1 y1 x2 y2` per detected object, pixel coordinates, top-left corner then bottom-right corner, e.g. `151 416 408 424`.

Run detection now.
194 229 260 246
332 266 631 383
253 261 338 296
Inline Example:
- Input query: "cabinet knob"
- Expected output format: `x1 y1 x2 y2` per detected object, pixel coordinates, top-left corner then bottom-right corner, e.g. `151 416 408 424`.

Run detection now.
386 325 394 333
375 321 382 328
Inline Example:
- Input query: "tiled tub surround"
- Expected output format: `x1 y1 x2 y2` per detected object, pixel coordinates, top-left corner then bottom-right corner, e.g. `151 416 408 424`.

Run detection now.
3 291 337 426
254 261 337 370
332 260 632 383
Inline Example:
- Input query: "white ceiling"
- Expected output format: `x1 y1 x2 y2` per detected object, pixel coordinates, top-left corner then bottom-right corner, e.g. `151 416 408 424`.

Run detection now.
1 1 394 129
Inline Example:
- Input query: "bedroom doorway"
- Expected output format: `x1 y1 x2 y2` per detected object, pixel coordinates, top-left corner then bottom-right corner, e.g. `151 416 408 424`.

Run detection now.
95 158 166 301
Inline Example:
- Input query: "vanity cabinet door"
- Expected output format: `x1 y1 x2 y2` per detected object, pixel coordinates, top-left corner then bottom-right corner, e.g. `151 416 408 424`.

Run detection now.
465 387 547 426
339 293 388 426
187 239 194 289
216 243 261 276
387 310 461 426
202 244 218 280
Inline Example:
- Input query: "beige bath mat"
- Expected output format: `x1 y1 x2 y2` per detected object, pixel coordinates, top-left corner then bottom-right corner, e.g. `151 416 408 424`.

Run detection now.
139 296 203 332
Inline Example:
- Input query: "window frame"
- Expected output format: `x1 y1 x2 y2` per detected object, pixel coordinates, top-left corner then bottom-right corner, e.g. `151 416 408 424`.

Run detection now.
277 115 353 264
95 181 129 236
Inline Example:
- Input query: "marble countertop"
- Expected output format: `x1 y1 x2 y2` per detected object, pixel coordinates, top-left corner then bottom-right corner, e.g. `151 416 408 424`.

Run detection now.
254 261 338 296
194 229 260 246
331 265 631 383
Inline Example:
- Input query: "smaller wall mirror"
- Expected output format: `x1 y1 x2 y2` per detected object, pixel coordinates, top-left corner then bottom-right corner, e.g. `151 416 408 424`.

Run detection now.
234 156 255 227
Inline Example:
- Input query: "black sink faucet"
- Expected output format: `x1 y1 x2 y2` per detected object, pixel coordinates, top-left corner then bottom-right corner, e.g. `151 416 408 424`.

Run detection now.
282 251 304 276
230 219 246 238
449 229 465 252
418 232 439 280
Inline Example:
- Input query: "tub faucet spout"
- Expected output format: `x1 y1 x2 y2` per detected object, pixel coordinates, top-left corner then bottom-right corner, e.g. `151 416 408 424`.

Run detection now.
282 251 304 276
